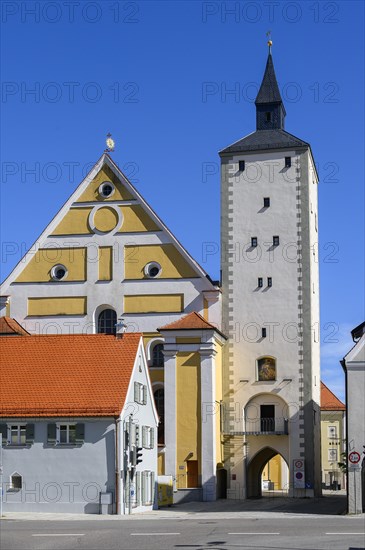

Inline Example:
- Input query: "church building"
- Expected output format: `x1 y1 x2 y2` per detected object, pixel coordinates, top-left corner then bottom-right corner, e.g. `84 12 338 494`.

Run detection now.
1 45 321 502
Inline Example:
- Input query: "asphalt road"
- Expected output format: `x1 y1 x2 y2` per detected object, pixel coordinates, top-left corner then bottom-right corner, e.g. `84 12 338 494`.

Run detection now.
1 516 364 550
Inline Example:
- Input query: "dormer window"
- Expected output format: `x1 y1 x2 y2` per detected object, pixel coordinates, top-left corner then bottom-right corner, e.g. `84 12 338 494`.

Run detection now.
266 112 271 122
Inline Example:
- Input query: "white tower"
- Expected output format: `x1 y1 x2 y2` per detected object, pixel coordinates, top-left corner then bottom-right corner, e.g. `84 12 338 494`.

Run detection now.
220 47 321 498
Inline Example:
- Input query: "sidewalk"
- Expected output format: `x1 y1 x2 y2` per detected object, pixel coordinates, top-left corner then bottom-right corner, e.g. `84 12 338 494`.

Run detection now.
0 493 349 521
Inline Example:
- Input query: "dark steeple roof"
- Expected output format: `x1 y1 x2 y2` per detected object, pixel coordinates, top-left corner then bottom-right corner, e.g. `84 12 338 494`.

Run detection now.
219 129 309 155
220 48 316 170
255 53 284 106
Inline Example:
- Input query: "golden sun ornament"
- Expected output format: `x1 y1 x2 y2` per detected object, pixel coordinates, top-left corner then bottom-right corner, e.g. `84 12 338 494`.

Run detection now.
105 133 115 152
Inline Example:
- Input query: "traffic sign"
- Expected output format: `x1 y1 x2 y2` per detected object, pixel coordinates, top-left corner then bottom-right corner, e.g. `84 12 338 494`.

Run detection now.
348 451 361 464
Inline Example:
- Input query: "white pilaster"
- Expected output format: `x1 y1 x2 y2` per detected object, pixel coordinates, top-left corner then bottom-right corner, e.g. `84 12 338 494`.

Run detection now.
200 349 217 501
163 349 177 479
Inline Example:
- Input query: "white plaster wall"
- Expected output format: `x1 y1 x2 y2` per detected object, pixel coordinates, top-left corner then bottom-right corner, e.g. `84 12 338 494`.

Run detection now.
2 418 116 514
221 147 319 496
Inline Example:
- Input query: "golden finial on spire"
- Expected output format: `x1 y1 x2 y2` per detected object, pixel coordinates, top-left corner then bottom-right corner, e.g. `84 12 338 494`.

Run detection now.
266 31 272 53
105 132 115 153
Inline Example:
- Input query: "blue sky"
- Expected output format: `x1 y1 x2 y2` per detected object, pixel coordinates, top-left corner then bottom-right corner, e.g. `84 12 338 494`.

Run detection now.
1 1 364 401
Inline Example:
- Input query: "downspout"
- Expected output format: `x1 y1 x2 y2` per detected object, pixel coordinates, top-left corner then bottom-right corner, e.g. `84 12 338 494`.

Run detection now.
116 417 123 515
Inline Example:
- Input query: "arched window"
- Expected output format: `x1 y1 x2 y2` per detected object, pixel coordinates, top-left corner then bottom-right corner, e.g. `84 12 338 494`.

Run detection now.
98 309 117 335
257 357 276 381
154 388 164 444
152 343 164 367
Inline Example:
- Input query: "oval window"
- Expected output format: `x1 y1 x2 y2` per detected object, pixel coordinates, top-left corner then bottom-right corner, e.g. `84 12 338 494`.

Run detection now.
144 262 162 278
51 264 68 281
99 181 115 198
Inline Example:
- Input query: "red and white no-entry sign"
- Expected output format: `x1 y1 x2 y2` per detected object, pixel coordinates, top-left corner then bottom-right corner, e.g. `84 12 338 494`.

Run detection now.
348 451 361 464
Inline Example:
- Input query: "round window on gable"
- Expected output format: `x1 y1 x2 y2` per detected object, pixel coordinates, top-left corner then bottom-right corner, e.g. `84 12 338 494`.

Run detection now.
99 181 115 199
144 262 162 279
51 264 68 281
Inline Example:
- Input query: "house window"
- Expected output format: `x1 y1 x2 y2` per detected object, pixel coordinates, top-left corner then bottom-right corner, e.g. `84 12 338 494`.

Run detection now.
267 277 272 287
263 197 270 208
10 472 22 491
261 328 267 338
328 426 337 439
142 426 155 449
266 112 271 122
273 236 280 246
9 425 26 446
251 237 258 247
328 449 338 462
257 357 276 381
285 157 291 168
239 160 245 172
98 308 117 335
154 388 165 444
59 424 76 444
152 344 164 367
258 277 263 288
142 471 155 506
134 382 147 405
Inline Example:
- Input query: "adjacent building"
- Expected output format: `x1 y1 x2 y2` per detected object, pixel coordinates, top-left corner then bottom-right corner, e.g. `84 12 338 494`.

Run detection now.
0 330 158 514
320 382 346 490
341 322 365 514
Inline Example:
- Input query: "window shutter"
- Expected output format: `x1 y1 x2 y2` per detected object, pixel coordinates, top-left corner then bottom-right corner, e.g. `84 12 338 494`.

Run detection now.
47 423 57 445
25 424 35 444
141 471 146 505
0 424 7 445
142 426 147 448
75 423 85 444
150 427 154 450
143 385 147 405
134 381 139 402
135 471 140 507
151 472 155 505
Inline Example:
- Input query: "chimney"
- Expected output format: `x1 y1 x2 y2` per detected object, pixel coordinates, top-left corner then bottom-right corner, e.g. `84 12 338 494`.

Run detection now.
115 317 127 339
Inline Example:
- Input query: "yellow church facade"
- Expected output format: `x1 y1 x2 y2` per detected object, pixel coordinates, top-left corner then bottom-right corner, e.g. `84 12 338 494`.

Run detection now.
0 153 225 501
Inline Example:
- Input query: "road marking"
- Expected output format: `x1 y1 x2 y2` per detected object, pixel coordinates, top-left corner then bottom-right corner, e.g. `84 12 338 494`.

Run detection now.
325 533 365 535
228 532 280 535
32 534 85 537
130 533 180 536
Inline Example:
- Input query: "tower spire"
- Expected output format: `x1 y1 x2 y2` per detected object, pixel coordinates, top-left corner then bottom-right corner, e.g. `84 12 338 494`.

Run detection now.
255 40 286 131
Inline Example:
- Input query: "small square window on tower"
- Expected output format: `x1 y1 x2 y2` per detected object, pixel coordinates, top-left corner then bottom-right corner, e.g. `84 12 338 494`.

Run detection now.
258 277 263 288
263 197 270 208
267 277 272 287
273 236 279 246
285 157 291 168
251 237 258 247
262 328 267 338
239 160 245 172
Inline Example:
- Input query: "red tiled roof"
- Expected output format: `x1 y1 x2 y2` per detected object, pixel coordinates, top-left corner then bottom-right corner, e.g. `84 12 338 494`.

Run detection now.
158 312 225 337
0 316 30 336
320 381 345 411
0 334 142 417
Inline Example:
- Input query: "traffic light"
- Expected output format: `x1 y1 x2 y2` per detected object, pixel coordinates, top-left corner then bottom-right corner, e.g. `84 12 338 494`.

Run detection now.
136 447 143 465
131 446 143 467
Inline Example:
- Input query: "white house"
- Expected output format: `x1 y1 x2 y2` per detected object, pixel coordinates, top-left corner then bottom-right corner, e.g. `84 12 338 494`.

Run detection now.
341 321 365 514
0 326 158 514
